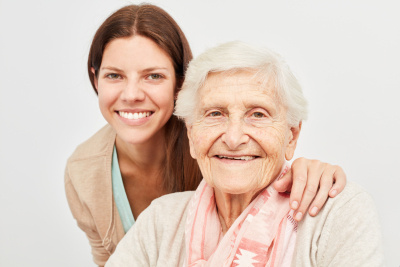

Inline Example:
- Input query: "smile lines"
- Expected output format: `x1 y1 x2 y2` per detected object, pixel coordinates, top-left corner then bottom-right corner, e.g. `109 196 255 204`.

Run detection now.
119 111 152 120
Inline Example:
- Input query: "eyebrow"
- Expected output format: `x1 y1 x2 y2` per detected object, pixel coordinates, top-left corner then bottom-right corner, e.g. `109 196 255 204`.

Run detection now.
198 96 277 115
101 66 124 72
198 100 227 110
244 99 276 109
141 67 169 73
100 66 170 73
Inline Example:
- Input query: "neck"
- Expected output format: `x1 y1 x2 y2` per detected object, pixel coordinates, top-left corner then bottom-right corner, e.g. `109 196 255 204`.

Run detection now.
214 187 261 234
214 163 288 234
115 127 167 175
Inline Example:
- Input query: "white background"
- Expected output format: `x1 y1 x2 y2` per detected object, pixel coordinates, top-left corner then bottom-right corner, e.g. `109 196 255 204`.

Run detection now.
0 0 399 266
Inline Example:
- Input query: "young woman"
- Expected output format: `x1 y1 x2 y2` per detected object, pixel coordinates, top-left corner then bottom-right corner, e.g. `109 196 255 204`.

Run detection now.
65 4 347 266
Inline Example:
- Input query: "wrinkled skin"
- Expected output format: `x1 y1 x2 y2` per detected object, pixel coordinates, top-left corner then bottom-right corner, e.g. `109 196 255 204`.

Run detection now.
187 71 301 231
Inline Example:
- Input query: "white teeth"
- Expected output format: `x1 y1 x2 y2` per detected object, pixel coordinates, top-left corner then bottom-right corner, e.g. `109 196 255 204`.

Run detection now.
119 111 152 120
217 155 256 161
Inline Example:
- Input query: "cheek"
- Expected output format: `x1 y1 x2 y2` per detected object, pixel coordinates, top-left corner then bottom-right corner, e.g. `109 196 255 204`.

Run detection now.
192 131 208 156
149 85 175 113
97 84 119 112
253 127 286 155
192 126 223 157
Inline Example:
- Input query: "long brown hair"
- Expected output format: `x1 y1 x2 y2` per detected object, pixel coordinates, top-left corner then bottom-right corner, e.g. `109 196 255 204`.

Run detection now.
88 4 202 193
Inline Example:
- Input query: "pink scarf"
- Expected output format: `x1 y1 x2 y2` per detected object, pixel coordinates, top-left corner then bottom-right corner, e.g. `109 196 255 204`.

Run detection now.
184 163 298 267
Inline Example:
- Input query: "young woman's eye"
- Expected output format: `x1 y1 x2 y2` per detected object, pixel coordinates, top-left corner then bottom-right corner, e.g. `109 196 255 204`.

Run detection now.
106 73 121 79
252 112 265 118
148 74 162 80
209 111 222 117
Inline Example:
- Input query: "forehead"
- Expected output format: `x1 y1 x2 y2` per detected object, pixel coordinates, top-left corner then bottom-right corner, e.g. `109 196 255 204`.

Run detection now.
199 71 277 102
101 36 174 69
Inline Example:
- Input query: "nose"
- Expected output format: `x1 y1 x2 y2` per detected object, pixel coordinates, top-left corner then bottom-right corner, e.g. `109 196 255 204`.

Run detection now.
120 79 146 103
221 118 250 150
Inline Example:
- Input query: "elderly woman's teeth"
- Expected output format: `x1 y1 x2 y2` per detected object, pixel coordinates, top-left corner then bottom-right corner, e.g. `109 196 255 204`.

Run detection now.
217 155 255 161
119 111 151 120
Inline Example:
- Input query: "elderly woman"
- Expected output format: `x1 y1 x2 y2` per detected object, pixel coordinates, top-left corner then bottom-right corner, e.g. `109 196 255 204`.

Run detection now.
105 41 384 267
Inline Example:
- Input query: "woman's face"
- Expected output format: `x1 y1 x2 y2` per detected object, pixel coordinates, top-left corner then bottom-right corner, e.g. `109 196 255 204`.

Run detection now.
95 35 176 144
187 71 301 195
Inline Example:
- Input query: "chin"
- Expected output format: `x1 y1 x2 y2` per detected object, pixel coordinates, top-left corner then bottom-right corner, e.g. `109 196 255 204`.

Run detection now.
117 128 157 145
212 174 261 195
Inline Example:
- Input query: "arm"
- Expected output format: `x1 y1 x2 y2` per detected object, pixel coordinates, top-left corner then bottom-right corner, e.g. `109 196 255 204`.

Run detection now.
64 166 110 267
274 158 347 221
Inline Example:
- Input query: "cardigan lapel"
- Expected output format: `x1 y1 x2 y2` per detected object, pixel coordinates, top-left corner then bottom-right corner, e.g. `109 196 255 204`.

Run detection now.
98 128 117 251
68 125 121 252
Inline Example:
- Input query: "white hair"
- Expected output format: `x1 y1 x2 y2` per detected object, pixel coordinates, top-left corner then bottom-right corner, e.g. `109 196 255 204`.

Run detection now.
175 41 308 126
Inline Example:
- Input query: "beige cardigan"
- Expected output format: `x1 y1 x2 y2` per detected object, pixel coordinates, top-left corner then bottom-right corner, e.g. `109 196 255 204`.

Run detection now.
64 125 125 266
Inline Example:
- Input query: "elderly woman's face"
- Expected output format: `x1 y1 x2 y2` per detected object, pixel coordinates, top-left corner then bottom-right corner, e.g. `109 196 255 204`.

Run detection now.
187 71 300 195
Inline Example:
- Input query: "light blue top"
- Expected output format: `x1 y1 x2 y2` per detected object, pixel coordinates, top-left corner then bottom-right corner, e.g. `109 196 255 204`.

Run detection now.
112 146 135 233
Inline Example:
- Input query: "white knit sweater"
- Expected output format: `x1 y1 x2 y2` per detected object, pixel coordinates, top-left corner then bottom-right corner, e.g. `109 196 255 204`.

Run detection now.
106 181 385 267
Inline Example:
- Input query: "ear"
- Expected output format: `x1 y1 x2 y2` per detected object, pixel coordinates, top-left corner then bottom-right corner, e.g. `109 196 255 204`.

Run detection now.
186 123 197 159
285 121 302 161
91 67 99 91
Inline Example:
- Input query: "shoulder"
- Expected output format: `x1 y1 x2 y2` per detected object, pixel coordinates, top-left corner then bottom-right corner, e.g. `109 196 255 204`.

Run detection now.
326 181 373 207
299 181 378 231
321 181 376 214
294 181 384 266
133 191 194 241
139 191 195 223
109 191 194 266
151 191 195 210
67 124 115 163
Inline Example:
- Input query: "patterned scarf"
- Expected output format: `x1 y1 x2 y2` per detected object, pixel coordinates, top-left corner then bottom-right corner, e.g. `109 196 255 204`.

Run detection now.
184 163 298 267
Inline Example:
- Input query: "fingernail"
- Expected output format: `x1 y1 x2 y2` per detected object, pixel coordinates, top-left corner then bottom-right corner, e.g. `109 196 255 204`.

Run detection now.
295 212 303 221
310 207 318 215
330 190 337 197
291 201 299 210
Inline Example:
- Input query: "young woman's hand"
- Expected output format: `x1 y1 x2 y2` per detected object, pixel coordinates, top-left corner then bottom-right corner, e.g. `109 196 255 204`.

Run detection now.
274 158 346 221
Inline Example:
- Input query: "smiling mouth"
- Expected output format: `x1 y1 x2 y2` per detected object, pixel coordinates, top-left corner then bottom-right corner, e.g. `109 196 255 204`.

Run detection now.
118 111 153 120
216 155 259 161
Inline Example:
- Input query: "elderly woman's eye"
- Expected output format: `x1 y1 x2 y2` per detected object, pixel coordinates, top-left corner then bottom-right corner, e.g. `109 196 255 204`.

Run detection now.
209 111 222 117
252 112 265 118
148 74 162 80
106 73 121 79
